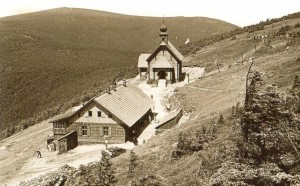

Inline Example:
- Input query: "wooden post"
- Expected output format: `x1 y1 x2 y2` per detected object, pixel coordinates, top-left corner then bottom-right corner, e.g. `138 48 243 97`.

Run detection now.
140 70 141 80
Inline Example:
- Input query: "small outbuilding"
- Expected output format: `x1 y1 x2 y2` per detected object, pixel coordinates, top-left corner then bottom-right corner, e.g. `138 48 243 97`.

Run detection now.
155 108 182 134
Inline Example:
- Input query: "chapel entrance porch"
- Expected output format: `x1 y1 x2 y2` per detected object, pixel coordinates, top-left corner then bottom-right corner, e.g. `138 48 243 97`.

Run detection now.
152 68 175 85
158 70 167 79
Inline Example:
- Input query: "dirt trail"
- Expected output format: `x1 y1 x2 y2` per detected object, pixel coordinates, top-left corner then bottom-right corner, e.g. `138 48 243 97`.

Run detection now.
0 69 204 185
0 121 134 186
0 121 52 185
186 85 244 93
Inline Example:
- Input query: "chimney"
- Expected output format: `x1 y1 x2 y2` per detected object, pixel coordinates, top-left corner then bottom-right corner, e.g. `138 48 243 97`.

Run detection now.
106 86 111 94
123 79 127 87
112 83 117 91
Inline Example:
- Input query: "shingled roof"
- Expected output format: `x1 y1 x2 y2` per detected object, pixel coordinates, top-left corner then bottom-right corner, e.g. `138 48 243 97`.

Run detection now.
138 54 150 68
49 110 77 123
49 85 154 127
167 41 184 61
146 41 184 63
155 108 182 129
94 84 154 127
151 55 174 68
49 99 94 123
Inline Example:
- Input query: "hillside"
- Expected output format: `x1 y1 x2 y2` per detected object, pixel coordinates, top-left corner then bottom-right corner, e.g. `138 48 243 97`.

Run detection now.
0 8 237 139
112 15 300 185
1 13 299 186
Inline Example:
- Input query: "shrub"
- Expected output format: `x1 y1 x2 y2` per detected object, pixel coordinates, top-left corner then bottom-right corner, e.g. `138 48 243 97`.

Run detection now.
209 162 300 186
131 174 166 186
275 25 292 36
218 114 225 125
20 165 76 186
128 150 139 178
294 23 300 29
172 126 215 159
66 151 117 186
231 35 237 40
107 147 126 158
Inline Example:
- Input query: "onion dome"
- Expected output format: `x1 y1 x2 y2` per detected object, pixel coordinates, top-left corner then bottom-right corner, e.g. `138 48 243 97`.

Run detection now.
160 23 167 32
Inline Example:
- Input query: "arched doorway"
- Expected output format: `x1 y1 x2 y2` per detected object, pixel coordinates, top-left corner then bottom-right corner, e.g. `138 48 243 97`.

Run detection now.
158 70 166 79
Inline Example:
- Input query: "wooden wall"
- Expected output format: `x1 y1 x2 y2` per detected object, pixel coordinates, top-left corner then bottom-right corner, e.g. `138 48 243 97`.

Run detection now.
57 130 78 154
68 122 125 144
53 101 153 144
155 109 182 134
128 110 153 141
149 50 180 81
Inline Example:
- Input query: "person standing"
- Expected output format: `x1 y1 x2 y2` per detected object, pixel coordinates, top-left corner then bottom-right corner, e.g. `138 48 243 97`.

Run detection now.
105 140 108 150
36 150 42 158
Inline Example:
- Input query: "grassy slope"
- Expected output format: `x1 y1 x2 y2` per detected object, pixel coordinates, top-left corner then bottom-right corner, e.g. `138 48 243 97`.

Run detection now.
0 8 237 137
112 18 300 185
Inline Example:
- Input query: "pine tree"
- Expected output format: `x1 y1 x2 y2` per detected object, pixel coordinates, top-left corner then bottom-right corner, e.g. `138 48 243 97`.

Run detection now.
100 151 117 185
218 114 225 125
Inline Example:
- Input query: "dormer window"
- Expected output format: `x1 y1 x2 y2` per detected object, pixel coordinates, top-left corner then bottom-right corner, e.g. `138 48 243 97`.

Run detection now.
88 111 92 117
98 111 102 117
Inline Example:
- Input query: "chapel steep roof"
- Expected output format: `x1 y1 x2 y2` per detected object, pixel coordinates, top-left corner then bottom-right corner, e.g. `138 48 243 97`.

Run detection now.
146 41 184 63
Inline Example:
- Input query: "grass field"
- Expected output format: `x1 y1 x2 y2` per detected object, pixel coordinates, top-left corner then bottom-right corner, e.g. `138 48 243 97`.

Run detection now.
111 17 300 185
0 8 237 138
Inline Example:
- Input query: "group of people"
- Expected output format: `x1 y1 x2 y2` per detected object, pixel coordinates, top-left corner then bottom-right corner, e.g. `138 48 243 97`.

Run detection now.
47 141 56 152
35 142 57 158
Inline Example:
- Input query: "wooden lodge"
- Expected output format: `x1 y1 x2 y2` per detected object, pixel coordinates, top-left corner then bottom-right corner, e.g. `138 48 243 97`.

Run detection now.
138 22 184 85
49 83 154 145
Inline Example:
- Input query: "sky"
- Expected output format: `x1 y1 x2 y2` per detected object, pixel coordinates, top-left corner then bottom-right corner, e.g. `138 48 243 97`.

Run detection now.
1 0 299 27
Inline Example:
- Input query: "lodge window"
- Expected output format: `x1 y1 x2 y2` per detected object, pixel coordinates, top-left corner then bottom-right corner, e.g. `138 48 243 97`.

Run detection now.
98 111 102 117
82 126 88 136
54 123 65 128
103 126 109 136
88 111 92 117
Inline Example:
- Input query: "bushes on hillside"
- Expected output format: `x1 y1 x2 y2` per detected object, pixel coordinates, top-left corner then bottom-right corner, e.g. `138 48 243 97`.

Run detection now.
66 151 116 186
179 12 300 56
294 23 300 29
131 174 166 186
209 162 300 186
241 73 300 167
275 25 292 36
128 150 139 178
210 73 300 185
20 165 76 186
21 151 117 186
171 125 216 159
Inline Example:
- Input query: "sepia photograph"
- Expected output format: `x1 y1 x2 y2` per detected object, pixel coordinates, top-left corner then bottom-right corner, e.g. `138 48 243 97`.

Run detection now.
0 0 299 185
